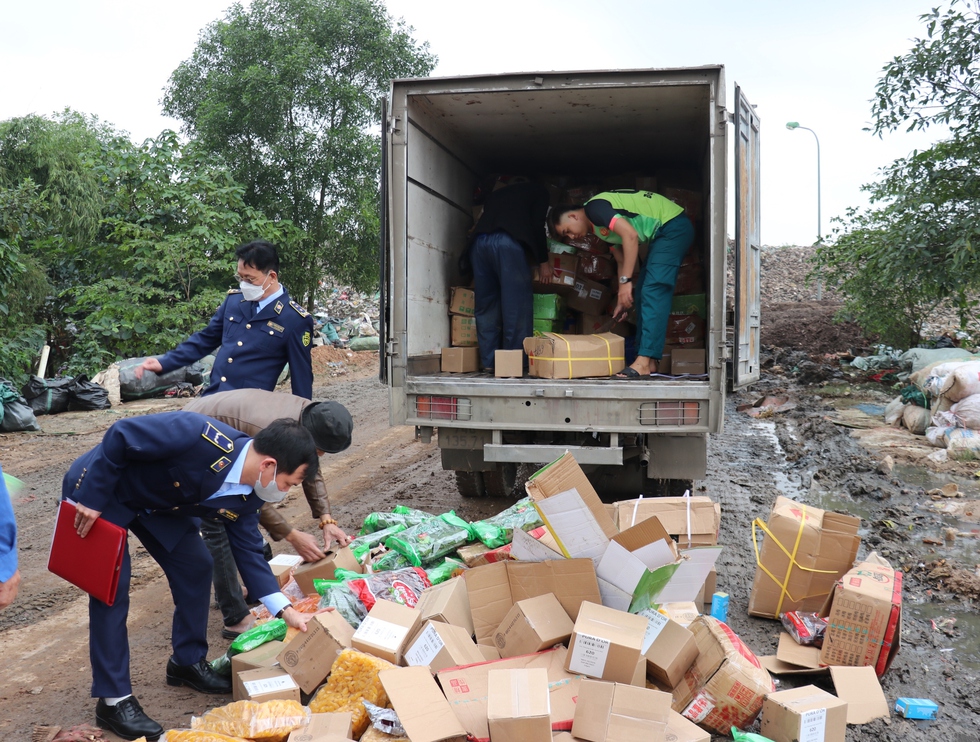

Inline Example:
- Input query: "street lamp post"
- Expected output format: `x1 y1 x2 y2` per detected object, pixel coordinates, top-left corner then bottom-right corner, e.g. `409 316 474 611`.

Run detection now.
786 121 822 300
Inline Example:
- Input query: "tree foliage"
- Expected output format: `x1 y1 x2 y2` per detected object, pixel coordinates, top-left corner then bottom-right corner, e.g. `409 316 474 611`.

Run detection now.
814 0 980 347
162 0 435 302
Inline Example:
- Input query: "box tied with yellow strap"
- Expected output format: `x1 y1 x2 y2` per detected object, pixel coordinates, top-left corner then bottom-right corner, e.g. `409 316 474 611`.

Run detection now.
523 332 625 379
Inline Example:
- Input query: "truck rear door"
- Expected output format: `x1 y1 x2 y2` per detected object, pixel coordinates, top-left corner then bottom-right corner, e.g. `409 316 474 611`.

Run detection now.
379 96 390 384
732 84 761 389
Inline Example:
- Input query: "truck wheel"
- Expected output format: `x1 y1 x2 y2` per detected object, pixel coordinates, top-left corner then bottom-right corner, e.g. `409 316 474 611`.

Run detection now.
455 471 487 498
483 463 518 499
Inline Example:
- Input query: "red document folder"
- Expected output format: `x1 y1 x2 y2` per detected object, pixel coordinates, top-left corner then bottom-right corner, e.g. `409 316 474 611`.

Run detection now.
48 499 127 606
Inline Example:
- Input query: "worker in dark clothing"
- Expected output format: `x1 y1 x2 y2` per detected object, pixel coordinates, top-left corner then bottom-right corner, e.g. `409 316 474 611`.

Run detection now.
468 180 552 372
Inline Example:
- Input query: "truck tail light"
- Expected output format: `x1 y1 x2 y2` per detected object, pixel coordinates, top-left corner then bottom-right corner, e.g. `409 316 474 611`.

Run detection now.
415 396 471 421
638 401 702 426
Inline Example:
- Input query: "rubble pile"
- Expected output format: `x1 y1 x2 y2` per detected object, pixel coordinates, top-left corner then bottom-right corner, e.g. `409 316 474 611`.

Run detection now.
313 283 381 349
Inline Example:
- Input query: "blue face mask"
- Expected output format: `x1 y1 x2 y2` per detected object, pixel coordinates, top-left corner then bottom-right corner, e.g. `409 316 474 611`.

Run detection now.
254 464 288 503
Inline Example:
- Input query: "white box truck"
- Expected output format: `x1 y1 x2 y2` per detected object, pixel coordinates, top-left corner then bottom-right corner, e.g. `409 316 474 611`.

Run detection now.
381 66 760 498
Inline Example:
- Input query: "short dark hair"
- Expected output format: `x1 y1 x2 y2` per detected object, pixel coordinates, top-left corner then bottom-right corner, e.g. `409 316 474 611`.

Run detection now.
253 418 318 483
547 204 583 239
235 240 280 274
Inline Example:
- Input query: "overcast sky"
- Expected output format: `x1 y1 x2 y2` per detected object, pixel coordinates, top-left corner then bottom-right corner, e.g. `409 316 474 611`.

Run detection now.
0 0 946 246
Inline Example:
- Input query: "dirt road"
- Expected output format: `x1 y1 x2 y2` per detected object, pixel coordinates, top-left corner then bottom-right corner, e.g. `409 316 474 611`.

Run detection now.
1 352 977 740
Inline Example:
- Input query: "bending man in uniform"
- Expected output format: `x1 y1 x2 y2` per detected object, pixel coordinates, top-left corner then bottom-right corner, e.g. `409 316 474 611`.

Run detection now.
184 389 353 637
136 240 315 398
550 190 694 378
65 414 323 741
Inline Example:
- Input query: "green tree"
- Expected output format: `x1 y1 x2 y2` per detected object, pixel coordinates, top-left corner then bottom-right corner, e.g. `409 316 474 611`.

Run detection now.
162 0 435 303
814 0 980 347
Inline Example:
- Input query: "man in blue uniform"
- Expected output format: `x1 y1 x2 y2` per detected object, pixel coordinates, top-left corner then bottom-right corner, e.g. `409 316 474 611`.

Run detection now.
135 240 315 398
65 413 322 740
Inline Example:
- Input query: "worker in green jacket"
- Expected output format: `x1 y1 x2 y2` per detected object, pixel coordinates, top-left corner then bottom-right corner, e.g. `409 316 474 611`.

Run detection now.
550 190 694 378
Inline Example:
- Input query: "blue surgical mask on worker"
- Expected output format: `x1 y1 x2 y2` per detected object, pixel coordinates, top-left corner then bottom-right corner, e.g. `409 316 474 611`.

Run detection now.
239 273 271 301
254 464 288 503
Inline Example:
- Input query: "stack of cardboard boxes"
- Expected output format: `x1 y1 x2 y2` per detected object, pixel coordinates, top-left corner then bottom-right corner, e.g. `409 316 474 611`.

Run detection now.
443 287 479 373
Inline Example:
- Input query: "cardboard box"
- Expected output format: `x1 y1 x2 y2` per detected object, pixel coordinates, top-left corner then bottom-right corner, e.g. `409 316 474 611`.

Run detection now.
464 559 601 646
638 611 699 688
829 666 888 723
524 332 624 379
819 552 902 676
478 644 500 661
567 276 613 315
442 347 480 373
487 668 551 742
760 685 848 742
493 593 574 658
571 679 671 742
231 640 285 701
566 601 647 683
437 647 581 740
669 294 706 319
292 547 362 596
404 620 485 673
495 349 523 378
614 497 720 548
449 287 475 317
451 316 478 347
596 517 676 597
416 577 474 638
237 667 300 703
665 710 709 742
380 665 467 742
533 293 565 320
671 616 774 735
670 349 705 376
535 253 579 290
287 712 354 742
277 610 355 693
351 599 422 665
749 497 862 619
269 554 303 588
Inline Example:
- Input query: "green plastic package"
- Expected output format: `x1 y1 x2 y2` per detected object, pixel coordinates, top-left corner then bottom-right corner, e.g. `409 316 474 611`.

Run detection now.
471 497 543 548
372 549 412 572
210 651 233 677
359 505 433 535
349 523 407 562
731 729 775 742
229 618 287 654
425 557 467 585
315 583 367 627
385 512 474 567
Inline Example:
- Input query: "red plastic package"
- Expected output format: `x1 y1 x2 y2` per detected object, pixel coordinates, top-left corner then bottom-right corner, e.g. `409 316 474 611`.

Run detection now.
346 567 432 611
780 611 828 646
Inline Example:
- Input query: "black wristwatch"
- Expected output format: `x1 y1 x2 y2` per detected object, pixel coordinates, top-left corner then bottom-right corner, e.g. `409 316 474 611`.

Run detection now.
619 276 632 284
275 608 286 619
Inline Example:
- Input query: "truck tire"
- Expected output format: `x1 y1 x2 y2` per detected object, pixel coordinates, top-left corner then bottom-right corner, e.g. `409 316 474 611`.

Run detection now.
455 470 487 498
483 463 518 499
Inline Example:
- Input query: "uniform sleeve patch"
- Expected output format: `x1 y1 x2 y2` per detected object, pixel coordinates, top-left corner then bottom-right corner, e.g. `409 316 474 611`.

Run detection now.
290 300 310 317
211 456 232 473
202 422 235 453
302 331 311 347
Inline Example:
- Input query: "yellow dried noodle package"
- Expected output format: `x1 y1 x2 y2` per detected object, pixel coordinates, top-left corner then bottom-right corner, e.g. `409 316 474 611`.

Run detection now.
309 648 397 738
359 727 410 742
162 731 249 742
190 699 310 742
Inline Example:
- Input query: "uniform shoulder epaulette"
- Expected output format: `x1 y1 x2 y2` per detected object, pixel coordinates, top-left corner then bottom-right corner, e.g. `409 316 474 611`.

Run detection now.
227 288 242 294
290 299 310 317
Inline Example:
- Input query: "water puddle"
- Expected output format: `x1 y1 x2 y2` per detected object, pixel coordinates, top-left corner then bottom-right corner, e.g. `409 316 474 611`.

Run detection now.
905 600 980 673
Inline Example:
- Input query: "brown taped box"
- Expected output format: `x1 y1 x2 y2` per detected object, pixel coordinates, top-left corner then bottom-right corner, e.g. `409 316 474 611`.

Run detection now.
404 620 485 673
448 287 475 317
571 679 671 742
269 554 303 588
524 332 624 379
641 612 699 688
748 496 861 619
463 558 601 646
670 349 705 375
493 593 574 658
293 547 362 596
614 497 720 548
451 316 478 346
671 616 773 736
277 611 356 694
666 710 709 742
566 276 613 315
819 552 902 676
231 640 285 701
351 599 422 665
532 252 579 291
237 667 301 703
495 349 523 377
379 665 467 742
287 712 354 742
442 347 479 373
416 577 474 638
566 601 648 684
760 685 848 742
437 646 581 740
487 668 551 742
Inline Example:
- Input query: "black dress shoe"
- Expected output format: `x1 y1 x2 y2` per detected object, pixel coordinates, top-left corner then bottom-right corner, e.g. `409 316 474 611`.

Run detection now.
166 656 232 694
95 697 164 741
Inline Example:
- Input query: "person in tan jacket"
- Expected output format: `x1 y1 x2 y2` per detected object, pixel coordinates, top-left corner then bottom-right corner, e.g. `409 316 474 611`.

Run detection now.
184 389 353 638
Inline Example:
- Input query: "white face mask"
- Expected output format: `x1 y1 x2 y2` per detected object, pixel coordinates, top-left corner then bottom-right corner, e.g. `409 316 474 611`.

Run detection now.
239 274 270 301
253 463 289 503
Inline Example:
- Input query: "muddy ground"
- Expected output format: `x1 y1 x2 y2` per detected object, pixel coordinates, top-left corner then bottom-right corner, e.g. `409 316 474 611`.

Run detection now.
2 325 979 740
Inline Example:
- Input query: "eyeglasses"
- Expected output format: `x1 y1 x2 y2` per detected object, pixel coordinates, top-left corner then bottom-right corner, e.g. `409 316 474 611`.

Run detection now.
236 272 268 286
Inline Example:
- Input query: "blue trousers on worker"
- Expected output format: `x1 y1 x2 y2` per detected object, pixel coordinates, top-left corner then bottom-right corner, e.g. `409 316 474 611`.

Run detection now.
636 214 695 360
471 231 533 371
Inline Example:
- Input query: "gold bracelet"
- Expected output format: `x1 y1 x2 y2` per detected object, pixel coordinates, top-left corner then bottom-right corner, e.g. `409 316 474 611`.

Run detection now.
318 517 338 529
